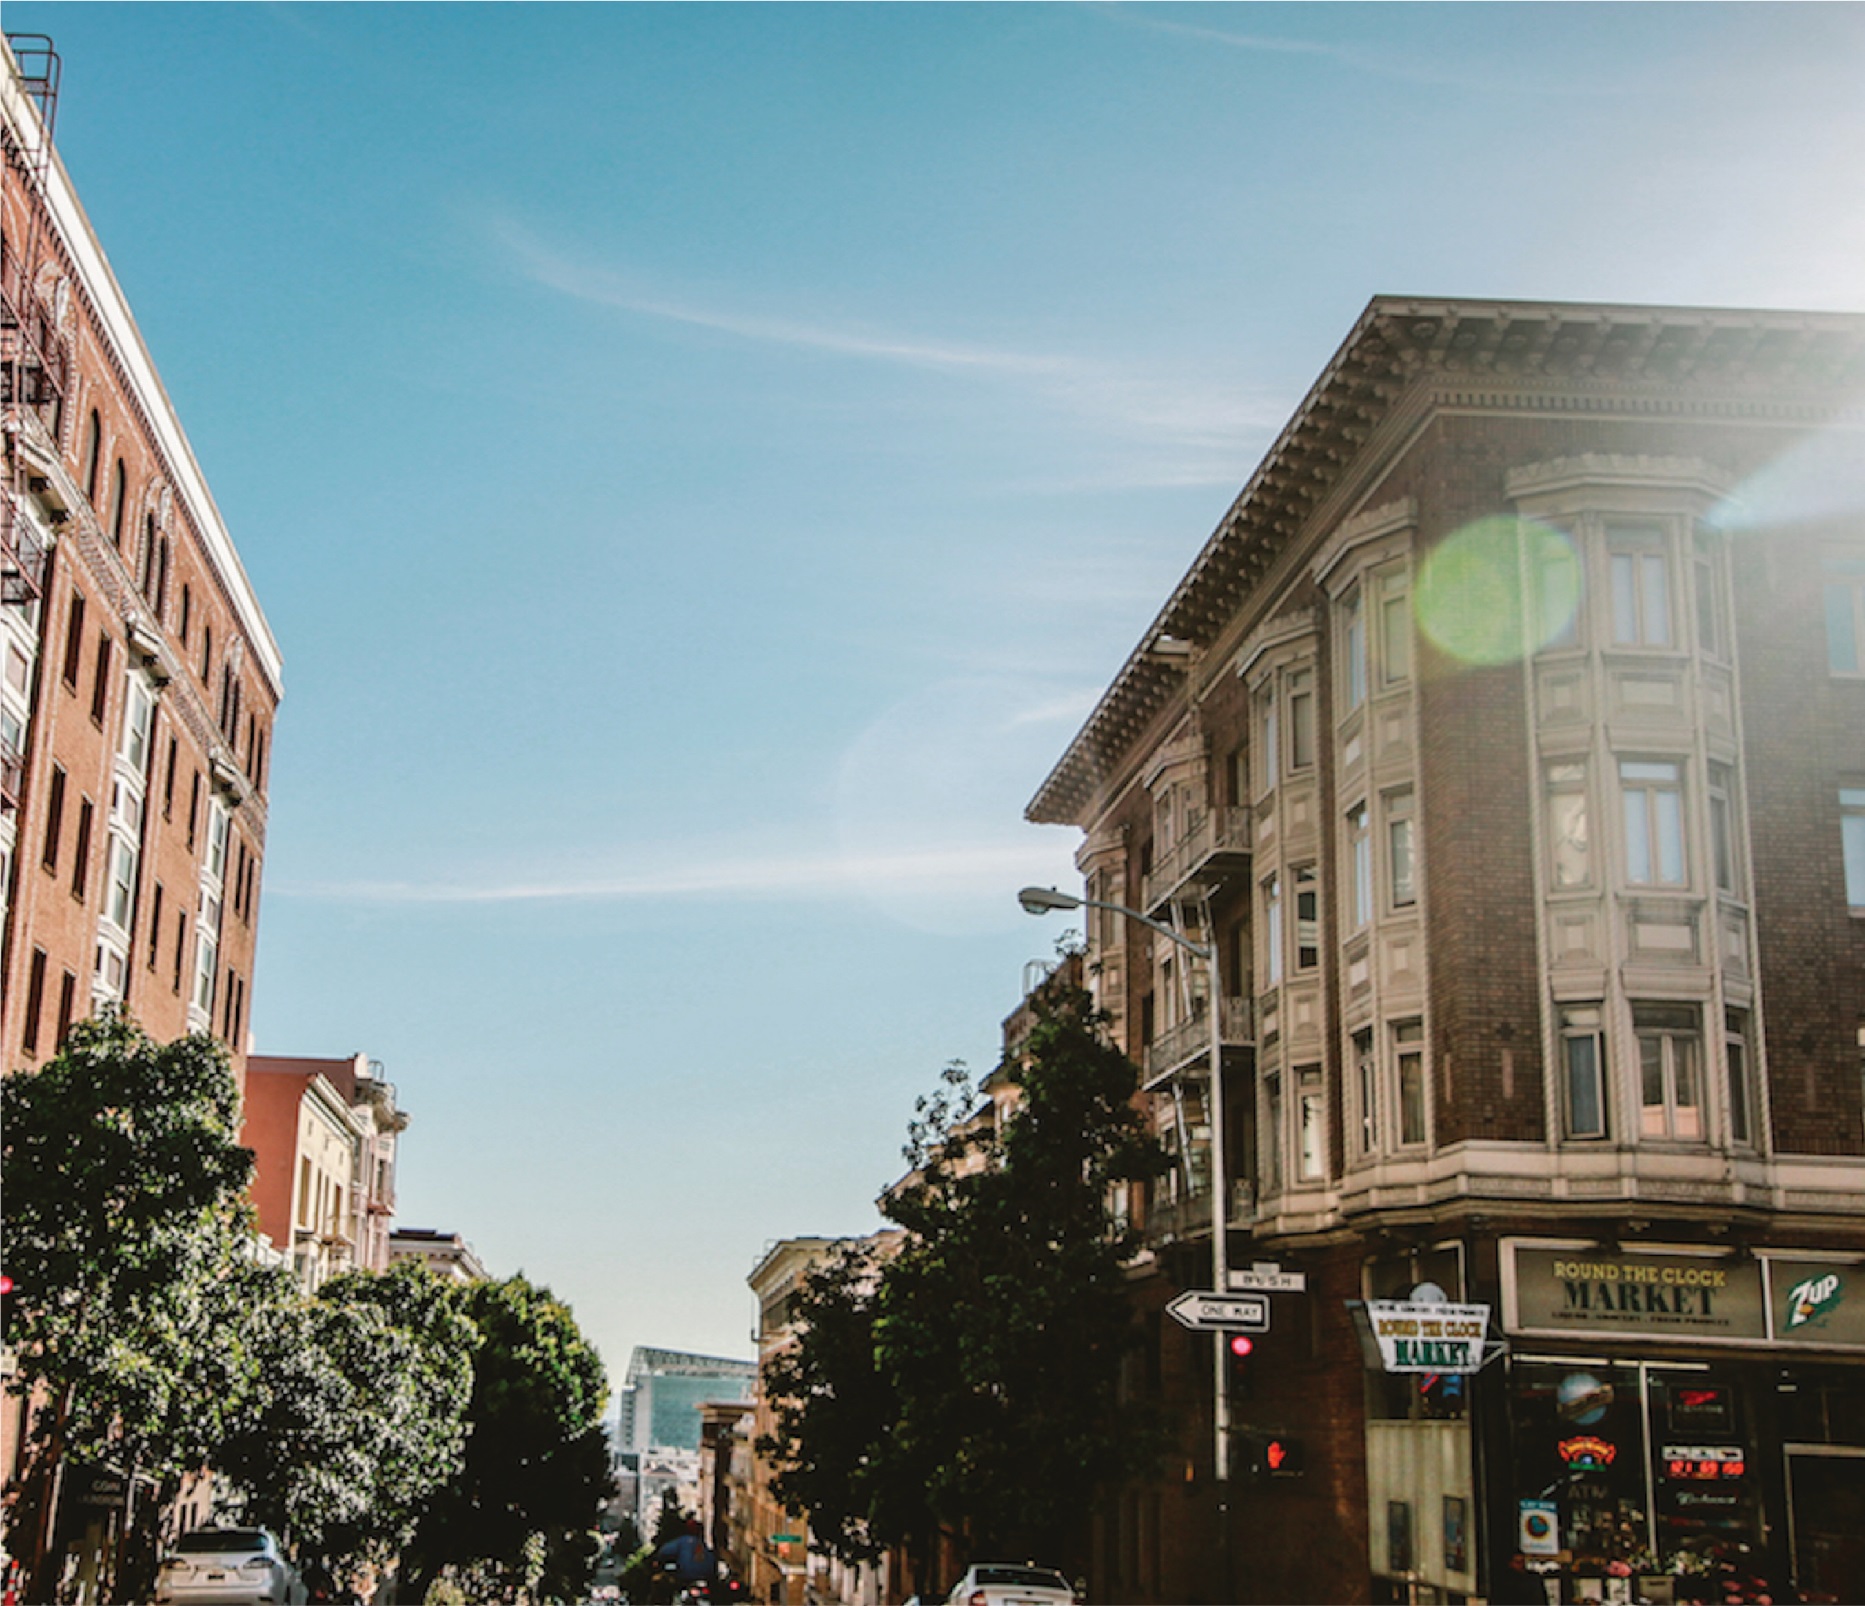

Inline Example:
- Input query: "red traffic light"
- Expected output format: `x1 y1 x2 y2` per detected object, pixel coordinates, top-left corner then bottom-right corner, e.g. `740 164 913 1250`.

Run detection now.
0 1275 13 1297
1228 1333 1254 1358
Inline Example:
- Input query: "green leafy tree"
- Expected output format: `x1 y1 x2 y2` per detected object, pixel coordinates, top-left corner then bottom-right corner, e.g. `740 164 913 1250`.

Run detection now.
401 1275 613 1603
0 1016 260 1601
765 984 1168 1584
213 1260 474 1572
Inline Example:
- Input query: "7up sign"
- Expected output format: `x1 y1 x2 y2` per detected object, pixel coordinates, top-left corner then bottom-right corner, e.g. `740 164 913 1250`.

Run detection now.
1784 1270 1843 1331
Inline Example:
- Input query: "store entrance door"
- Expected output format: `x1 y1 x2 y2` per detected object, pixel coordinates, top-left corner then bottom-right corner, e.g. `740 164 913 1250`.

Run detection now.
1786 1448 1865 1603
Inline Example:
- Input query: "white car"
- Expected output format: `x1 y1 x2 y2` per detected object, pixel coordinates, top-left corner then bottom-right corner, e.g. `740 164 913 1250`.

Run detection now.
945 1562 1078 1606
153 1528 305 1606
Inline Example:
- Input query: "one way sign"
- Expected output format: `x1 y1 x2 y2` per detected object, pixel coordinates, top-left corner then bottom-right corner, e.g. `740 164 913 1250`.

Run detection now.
1166 1290 1270 1333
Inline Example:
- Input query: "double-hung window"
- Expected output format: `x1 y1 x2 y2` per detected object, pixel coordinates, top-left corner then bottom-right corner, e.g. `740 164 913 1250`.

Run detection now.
1546 762 1591 889
1288 670 1316 772
1347 804 1372 927
1842 787 1865 910
1560 1005 1608 1140
1622 760 1686 887
1708 763 1740 897
1693 527 1727 660
1386 791 1417 909
1353 1027 1377 1154
1343 588 1367 710
1293 865 1320 970
1825 556 1865 676
1609 525 1674 648
1379 573 1412 686
1263 1072 1284 1195
1393 1020 1427 1146
1724 1009 1754 1147
1296 1067 1325 1181
1636 1003 1703 1141
1263 873 1283 986
1530 524 1583 652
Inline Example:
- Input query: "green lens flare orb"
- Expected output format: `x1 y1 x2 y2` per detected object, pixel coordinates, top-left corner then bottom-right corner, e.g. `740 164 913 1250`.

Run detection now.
1416 518 1578 666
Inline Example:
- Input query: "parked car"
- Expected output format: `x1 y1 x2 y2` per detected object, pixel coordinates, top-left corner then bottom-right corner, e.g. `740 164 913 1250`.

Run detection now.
944 1562 1078 1606
152 1528 305 1606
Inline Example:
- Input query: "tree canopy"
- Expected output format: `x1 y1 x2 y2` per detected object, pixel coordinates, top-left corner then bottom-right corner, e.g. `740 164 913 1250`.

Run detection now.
401 1274 613 1602
763 982 1168 1580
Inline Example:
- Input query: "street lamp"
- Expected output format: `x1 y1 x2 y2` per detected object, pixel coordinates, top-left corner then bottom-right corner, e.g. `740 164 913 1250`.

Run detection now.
1017 885 1234 1485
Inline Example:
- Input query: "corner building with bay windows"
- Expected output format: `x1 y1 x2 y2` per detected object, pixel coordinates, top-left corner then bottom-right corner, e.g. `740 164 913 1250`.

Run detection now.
1028 298 1865 1604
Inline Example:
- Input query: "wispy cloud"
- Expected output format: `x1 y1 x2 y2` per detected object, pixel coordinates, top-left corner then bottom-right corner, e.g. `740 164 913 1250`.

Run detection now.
1102 6 1582 93
489 217 1281 473
274 838 1073 908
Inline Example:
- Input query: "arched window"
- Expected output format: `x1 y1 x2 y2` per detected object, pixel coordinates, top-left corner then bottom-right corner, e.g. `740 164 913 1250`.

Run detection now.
155 538 170 616
140 513 157 593
108 460 127 547
81 410 102 504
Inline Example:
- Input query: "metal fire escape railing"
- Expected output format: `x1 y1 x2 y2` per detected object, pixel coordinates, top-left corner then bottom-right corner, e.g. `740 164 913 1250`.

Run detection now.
2 34 65 609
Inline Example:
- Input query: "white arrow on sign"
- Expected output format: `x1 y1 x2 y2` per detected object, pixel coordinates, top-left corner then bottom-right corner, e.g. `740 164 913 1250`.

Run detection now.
1166 1290 1270 1332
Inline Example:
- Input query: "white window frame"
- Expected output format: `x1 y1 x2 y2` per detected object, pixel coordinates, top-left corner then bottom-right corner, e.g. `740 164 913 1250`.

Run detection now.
1263 872 1283 987
1287 668 1316 772
1723 1008 1755 1149
1393 1019 1427 1148
1531 524 1583 652
1843 787 1865 911
1825 555 1865 676
1262 1069 1283 1196
1634 1002 1705 1142
1377 569 1412 687
1386 790 1417 910
1347 802 1372 927
1546 761 1592 890
1342 587 1367 710
1560 1004 1608 1141
1621 759 1686 888
1293 864 1320 971
1707 763 1740 898
1296 1065 1326 1182
1607 523 1675 649
1353 1026 1377 1155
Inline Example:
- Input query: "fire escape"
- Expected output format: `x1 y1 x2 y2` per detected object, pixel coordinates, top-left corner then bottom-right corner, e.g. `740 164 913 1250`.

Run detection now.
0 35 62 814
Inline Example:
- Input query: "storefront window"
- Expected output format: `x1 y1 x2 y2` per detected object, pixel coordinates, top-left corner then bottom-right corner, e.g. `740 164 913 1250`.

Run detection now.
1508 1360 1775 1601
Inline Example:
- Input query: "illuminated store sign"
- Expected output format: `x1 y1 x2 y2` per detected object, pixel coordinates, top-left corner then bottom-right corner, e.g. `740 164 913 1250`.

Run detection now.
1556 1435 1616 1470
1662 1445 1746 1481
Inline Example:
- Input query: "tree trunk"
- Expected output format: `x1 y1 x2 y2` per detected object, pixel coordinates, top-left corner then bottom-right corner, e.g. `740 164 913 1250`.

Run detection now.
24 1385 74 1605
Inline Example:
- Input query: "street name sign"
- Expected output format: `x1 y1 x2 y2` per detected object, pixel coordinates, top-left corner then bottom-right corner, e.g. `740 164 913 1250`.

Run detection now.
1166 1290 1270 1332
1230 1264 1307 1293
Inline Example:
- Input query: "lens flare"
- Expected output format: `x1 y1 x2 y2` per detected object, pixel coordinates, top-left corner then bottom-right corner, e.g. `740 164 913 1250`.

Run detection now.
1416 518 1578 666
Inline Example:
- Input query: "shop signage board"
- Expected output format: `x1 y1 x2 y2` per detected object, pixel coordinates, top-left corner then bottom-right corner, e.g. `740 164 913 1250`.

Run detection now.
1364 1300 1491 1372
1517 1500 1560 1557
1768 1259 1865 1348
1166 1290 1270 1332
1509 1247 1766 1342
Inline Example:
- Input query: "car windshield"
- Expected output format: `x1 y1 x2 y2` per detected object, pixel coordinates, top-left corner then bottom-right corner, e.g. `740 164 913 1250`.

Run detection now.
175 1531 268 1555
974 1567 1069 1590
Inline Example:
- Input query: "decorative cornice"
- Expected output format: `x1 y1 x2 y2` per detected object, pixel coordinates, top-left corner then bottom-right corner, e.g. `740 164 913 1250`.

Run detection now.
1026 296 1865 827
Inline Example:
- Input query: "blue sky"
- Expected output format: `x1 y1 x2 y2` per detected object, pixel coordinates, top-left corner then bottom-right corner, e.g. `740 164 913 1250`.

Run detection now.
14 2 1865 1399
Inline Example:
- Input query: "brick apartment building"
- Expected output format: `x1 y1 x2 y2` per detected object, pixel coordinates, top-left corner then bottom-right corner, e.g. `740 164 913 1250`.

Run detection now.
1 34 280 1082
1028 298 1865 1603
1 33 282 1585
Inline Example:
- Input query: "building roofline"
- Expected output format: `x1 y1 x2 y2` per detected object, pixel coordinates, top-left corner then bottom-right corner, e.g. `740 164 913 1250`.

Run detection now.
1026 294 1865 827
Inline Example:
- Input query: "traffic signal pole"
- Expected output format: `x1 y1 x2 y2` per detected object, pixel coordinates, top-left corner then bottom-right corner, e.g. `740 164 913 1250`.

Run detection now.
1205 923 1233 1603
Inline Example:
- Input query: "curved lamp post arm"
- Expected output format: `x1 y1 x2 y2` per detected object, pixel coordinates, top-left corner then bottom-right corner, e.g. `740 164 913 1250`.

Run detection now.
1017 884 1234 1488
1015 887 1214 962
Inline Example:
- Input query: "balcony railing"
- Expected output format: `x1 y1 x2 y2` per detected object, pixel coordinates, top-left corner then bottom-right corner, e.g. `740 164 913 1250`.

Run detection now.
1140 1178 1258 1247
1 496 50 606
1142 803 1253 913
1142 993 1254 1086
